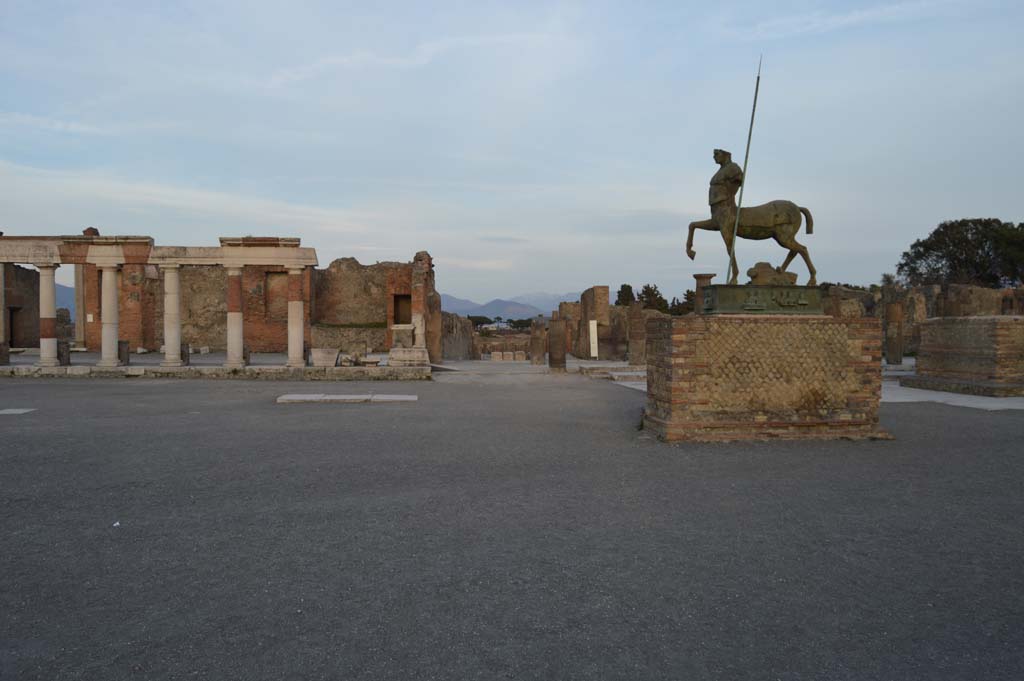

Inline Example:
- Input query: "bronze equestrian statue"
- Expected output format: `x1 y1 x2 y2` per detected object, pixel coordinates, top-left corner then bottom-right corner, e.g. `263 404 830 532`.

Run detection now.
686 149 817 285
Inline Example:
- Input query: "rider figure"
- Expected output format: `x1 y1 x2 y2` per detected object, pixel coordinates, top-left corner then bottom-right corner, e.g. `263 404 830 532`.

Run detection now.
709 148 743 227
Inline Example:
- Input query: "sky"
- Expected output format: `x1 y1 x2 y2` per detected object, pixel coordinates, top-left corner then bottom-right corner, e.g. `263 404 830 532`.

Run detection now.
1 0 1021 300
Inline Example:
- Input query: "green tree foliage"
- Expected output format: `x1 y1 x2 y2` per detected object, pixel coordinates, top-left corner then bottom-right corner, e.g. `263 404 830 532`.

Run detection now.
614 284 635 306
467 315 493 327
896 218 1024 287
637 284 669 313
508 318 533 331
668 290 696 315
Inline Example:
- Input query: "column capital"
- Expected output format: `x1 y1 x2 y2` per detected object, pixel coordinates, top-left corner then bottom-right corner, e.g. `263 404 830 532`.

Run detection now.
99 263 121 271
159 263 181 271
287 266 305 276
35 263 59 271
226 266 243 276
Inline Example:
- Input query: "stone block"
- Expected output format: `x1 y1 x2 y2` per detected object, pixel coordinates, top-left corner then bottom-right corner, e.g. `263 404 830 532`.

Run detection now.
117 340 131 365
387 347 430 367
514 351 527 361
0 342 10 366
57 341 71 366
491 352 504 361
310 348 340 367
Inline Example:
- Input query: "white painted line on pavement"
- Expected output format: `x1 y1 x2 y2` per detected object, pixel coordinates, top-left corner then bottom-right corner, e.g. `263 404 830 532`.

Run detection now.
0 408 36 415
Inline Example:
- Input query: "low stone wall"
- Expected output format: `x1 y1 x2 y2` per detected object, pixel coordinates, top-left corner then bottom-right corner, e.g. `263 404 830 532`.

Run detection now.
310 324 387 354
644 314 885 442
900 316 1024 396
0 364 430 381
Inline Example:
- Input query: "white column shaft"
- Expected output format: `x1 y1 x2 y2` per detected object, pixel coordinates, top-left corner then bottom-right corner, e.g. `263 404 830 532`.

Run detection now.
98 266 121 367
287 300 304 367
36 265 59 367
161 267 182 367
226 312 244 367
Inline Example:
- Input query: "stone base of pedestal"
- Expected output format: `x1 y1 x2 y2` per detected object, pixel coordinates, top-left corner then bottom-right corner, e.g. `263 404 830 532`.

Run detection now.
643 314 888 442
388 347 430 367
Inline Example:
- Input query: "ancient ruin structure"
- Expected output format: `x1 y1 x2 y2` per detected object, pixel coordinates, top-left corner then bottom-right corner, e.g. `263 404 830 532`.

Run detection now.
0 263 40 349
900 317 1024 396
0 231 446 370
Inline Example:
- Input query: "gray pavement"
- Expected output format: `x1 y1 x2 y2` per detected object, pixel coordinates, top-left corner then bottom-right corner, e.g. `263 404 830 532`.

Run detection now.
2 375 1023 680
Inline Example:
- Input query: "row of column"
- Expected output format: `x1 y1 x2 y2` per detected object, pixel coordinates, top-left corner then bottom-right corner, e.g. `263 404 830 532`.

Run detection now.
34 264 306 368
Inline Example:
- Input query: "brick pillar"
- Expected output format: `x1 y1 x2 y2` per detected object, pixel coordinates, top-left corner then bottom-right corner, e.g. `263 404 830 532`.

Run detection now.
224 267 245 368
161 265 183 367
96 266 121 367
886 302 904 365
286 267 305 367
693 273 716 314
35 264 59 367
548 319 567 373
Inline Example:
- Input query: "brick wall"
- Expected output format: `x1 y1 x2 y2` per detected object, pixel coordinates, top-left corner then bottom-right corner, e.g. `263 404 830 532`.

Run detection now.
2 264 40 347
916 317 1024 385
644 314 884 442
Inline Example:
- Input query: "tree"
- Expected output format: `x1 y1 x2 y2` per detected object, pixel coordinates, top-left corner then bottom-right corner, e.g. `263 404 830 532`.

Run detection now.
637 284 669 313
668 290 696 315
509 318 533 331
896 218 1024 287
467 315 493 327
880 273 898 287
614 284 635 306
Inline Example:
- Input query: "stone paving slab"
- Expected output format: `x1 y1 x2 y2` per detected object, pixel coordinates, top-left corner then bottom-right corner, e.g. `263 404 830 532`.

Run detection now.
276 394 418 404
0 365 430 381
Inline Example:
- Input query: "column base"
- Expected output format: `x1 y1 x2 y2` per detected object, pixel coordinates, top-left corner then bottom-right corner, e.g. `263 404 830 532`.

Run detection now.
285 359 306 368
160 360 184 368
96 359 122 368
223 362 246 369
35 359 60 368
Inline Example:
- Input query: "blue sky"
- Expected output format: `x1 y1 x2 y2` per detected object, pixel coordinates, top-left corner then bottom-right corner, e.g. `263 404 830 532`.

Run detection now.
1 0 1021 299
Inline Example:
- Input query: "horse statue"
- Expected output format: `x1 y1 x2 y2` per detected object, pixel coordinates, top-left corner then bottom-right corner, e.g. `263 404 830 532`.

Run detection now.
685 149 817 286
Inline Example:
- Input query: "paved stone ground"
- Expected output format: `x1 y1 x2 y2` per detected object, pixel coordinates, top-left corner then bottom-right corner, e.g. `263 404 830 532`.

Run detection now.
2 375 1023 680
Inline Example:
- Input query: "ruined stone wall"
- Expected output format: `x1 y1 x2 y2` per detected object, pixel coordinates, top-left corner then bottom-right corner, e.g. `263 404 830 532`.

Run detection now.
314 258 393 326
310 326 387 354
476 333 530 356
1 263 39 347
644 314 883 442
441 311 476 360
916 317 1024 385
179 265 227 350
557 301 579 354
825 284 1024 355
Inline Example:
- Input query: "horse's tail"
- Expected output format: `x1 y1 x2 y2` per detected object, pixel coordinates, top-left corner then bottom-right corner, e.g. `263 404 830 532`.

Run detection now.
800 207 814 235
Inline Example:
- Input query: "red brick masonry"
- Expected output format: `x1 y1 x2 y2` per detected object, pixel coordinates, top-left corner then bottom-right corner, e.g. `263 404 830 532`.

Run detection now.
900 316 1024 396
644 314 887 442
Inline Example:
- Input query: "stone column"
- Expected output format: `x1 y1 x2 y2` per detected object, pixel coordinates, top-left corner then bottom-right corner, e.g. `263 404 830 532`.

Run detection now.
286 267 305 368
548 319 567 373
35 264 59 367
97 266 121 367
224 266 244 368
73 264 86 348
161 265 183 367
885 302 904 366
693 273 716 314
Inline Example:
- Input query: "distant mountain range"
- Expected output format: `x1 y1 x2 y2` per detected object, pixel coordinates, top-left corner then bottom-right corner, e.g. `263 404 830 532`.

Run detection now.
56 284 75 314
440 291 580 320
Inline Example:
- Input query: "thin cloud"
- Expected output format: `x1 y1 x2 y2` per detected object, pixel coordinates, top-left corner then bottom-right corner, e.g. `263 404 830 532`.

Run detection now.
267 33 550 86
0 161 368 234
0 112 109 135
721 0 959 41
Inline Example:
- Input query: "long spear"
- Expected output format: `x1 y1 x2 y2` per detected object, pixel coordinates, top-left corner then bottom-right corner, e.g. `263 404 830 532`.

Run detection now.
727 56 762 284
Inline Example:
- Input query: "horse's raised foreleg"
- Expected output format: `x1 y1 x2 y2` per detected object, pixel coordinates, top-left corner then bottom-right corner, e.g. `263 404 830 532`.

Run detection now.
686 219 718 260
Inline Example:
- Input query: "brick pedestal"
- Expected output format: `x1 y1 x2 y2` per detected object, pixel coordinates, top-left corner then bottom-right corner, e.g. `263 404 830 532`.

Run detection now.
644 314 886 442
900 316 1024 396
